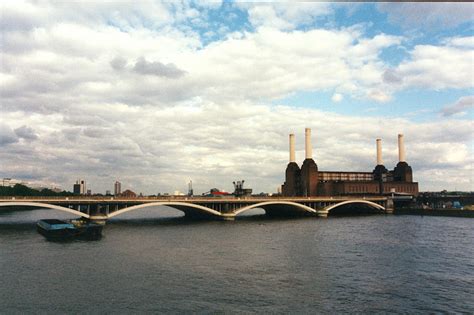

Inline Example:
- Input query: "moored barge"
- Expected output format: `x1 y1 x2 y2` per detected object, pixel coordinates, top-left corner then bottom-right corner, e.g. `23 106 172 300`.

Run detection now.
37 219 103 240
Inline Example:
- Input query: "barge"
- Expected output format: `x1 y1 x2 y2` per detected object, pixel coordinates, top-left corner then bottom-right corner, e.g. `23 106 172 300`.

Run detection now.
37 219 103 240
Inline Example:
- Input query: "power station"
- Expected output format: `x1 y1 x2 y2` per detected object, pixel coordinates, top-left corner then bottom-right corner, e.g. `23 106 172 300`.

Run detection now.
281 129 418 197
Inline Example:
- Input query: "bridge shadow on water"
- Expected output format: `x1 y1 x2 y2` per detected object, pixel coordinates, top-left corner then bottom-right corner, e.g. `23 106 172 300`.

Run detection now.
328 205 386 217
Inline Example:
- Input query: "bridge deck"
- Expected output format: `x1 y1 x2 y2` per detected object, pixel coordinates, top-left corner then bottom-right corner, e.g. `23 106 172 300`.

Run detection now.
0 196 390 220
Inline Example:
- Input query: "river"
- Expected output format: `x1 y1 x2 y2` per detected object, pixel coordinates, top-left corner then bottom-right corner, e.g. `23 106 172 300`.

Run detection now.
1 207 473 313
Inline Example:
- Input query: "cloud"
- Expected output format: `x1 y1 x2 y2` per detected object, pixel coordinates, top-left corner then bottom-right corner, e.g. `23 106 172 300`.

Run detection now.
377 3 474 29
383 69 402 84
242 2 333 30
331 93 343 103
384 37 473 91
367 90 391 103
0 124 19 146
441 96 474 117
0 1 472 193
1 101 472 193
14 125 38 140
442 36 474 49
110 56 127 71
133 57 186 78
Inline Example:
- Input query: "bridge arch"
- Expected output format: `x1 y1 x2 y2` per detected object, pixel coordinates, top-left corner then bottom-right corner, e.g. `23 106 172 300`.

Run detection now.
107 202 223 219
0 202 90 218
234 201 317 217
324 200 385 214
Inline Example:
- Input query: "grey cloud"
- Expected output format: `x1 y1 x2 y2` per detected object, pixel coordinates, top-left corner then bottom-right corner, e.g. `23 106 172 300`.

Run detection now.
441 96 474 117
14 125 38 140
383 69 402 84
83 127 111 138
110 56 128 71
0 124 19 146
377 3 474 29
133 57 186 78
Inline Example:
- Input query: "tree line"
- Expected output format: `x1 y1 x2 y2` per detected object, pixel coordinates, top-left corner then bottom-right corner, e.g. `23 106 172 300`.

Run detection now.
0 184 74 197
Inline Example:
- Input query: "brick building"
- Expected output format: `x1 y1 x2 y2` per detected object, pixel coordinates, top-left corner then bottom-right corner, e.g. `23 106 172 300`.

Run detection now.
282 130 418 197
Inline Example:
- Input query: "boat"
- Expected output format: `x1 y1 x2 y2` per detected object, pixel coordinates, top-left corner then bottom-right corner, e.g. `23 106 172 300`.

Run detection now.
37 219 103 240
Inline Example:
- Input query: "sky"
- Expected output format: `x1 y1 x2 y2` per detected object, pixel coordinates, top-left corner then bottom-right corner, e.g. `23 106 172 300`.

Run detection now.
0 1 473 194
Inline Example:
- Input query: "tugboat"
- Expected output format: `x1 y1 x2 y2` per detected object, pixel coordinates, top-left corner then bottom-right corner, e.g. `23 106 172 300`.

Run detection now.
37 219 103 240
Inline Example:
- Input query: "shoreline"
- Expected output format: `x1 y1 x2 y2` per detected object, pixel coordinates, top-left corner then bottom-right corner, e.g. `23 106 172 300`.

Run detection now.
394 208 474 218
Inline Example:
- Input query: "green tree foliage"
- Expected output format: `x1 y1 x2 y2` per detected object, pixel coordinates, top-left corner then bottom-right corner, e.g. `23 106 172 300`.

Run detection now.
0 184 73 197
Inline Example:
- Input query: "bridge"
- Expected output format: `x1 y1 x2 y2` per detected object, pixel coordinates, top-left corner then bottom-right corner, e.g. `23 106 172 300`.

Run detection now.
0 196 391 222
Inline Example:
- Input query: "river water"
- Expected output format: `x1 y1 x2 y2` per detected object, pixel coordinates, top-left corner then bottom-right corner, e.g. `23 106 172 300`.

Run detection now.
1 207 473 313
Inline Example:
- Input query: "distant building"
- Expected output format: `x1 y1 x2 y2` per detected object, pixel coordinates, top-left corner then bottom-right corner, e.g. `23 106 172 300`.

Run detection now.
114 181 121 196
86 189 91 195
120 189 137 198
73 179 86 195
2 178 27 187
282 130 418 197
105 190 111 195
233 180 252 197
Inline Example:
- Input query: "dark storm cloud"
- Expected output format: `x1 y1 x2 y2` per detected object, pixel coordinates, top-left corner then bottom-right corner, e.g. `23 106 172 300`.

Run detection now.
14 125 38 140
133 57 186 78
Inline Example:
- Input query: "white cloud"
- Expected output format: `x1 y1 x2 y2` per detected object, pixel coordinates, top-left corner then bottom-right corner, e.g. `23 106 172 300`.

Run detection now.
0 1 472 194
385 37 474 91
241 2 333 30
331 93 343 103
1 101 472 193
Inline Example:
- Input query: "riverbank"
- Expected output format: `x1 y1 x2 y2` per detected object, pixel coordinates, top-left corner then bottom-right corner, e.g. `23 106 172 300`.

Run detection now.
395 208 474 218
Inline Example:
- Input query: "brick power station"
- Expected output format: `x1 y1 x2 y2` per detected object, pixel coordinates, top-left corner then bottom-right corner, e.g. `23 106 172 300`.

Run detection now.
282 129 418 197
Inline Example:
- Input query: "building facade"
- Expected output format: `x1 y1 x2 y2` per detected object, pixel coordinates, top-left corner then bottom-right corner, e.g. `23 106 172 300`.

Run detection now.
282 130 418 197
73 179 86 195
114 181 121 196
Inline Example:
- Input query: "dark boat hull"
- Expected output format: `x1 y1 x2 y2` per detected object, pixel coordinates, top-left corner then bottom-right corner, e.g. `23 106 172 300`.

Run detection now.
37 219 103 240
37 225 79 240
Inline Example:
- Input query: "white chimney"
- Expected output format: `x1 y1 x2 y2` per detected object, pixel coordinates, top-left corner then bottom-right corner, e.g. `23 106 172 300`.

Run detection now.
305 128 312 159
289 134 296 163
376 138 383 165
398 134 406 162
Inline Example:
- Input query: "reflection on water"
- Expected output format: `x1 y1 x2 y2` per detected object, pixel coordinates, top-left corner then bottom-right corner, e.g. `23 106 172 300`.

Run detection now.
1 207 473 313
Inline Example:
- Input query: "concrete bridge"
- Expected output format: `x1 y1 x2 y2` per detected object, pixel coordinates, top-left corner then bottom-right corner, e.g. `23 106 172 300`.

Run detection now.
0 196 391 222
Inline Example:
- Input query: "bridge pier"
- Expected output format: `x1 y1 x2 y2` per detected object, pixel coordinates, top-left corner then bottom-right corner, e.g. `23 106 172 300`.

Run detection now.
317 210 328 218
221 214 235 221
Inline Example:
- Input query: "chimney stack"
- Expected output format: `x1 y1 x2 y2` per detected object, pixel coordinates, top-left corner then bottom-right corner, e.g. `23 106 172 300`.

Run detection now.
305 128 312 159
376 138 383 165
398 134 406 162
289 134 296 163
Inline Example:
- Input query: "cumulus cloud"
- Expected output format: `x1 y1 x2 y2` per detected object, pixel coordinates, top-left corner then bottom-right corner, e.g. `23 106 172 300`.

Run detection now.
133 57 186 78
0 1 472 193
384 37 473 91
242 2 332 30
441 96 474 117
1 101 473 193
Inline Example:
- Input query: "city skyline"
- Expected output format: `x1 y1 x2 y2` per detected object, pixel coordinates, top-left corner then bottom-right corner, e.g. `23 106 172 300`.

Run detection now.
0 1 473 194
